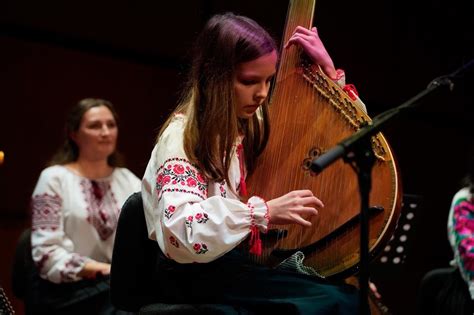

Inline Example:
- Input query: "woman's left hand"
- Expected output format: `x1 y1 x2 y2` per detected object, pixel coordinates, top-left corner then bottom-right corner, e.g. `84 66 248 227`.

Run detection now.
285 26 337 79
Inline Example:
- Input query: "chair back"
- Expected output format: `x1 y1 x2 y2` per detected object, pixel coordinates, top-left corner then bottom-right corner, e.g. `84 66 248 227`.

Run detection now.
110 192 159 312
11 228 33 299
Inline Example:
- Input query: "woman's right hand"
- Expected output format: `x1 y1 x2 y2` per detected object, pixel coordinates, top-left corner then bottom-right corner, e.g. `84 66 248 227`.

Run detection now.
267 189 323 227
78 261 111 279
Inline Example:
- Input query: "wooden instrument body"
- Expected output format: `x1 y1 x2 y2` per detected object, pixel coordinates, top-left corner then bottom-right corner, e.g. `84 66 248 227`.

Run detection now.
246 0 402 280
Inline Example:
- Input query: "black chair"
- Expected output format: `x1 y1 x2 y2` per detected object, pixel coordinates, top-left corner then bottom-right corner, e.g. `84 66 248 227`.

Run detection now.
11 228 33 301
11 228 42 315
111 192 238 314
110 192 160 312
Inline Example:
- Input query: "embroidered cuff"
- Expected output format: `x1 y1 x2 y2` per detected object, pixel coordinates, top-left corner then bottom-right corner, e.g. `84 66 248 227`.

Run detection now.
334 69 346 87
247 196 269 233
59 254 89 283
247 196 268 256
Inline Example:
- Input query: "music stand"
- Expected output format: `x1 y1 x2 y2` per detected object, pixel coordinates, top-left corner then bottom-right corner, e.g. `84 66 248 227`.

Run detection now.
375 194 423 268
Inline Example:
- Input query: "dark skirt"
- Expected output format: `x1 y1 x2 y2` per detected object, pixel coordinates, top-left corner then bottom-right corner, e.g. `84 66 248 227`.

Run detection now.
26 273 130 315
152 248 360 315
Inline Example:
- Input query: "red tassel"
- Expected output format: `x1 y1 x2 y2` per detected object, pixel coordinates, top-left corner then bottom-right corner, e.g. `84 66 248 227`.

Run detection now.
249 225 262 255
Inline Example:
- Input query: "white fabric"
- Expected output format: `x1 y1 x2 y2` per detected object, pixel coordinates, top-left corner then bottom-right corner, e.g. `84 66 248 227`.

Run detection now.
31 165 141 283
142 115 269 264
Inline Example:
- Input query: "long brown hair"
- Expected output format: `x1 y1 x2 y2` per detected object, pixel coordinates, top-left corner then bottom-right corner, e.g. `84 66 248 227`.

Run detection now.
159 12 277 186
49 98 124 167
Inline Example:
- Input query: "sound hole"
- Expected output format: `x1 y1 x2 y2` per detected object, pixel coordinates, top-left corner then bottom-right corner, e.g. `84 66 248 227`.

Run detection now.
301 147 323 171
308 147 320 158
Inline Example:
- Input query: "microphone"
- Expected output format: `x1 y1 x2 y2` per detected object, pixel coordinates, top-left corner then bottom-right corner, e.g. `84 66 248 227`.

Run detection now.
310 145 345 173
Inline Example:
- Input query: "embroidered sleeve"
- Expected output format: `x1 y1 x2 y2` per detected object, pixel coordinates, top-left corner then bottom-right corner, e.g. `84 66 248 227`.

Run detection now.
450 195 474 295
30 168 89 283
333 69 367 113
142 118 269 264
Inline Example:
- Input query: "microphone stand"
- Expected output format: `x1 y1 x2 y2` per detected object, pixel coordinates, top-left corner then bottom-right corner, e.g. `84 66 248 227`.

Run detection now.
311 58 474 315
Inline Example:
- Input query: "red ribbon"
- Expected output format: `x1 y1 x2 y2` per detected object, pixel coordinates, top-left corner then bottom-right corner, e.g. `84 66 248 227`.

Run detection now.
343 84 359 101
237 144 248 197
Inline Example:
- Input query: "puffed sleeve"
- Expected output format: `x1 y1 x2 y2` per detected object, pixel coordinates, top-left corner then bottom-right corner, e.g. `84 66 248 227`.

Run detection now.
30 168 90 283
142 117 269 264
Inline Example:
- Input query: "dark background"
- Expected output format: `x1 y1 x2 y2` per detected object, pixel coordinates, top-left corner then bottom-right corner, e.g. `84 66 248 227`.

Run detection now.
0 1 473 314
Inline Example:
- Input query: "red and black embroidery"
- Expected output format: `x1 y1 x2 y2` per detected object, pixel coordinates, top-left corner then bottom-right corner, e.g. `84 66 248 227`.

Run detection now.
184 213 208 231
185 215 193 229
195 212 209 223
219 182 227 198
169 235 179 248
59 254 85 282
31 193 62 231
82 180 120 241
193 243 208 254
164 205 176 219
155 158 208 200
34 250 52 271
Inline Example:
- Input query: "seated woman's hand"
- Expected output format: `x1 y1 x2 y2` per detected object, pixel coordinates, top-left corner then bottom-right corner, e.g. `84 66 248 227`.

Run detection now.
78 261 111 279
285 26 337 79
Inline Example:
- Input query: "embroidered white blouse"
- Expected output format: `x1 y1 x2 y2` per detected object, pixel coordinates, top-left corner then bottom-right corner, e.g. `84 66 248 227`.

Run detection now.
31 165 141 283
142 115 270 264
142 70 365 264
